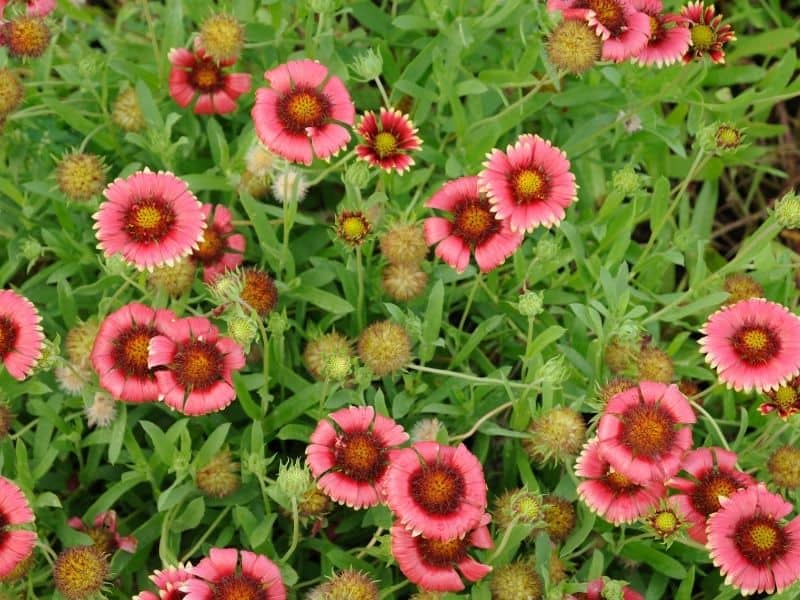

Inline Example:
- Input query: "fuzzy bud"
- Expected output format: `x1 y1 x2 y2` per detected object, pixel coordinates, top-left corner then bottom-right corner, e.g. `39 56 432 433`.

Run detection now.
381 263 428 302
493 488 542 531
535 236 559 262
541 495 577 544
350 48 383 81
196 449 241 498
304 332 352 382
524 406 586 465
546 18 601 75
34 337 59 372
3 16 51 58
774 190 800 230
357 320 411 377
56 152 107 202
0 68 24 118
112 87 145 133
20 237 43 265
271 168 309 204
767 446 800 490
298 482 333 519
244 143 275 178
226 312 259 353
536 355 570 386
636 345 674 383
379 223 428 266
84 393 117 429
410 417 443 443
241 268 278 317
596 377 635 409
65 319 99 370
611 165 641 197
198 13 244 63
490 560 544 600
343 161 371 188
267 310 290 337
517 290 544 318
723 273 763 305
604 335 636 373
276 459 312 500
147 258 196 297
53 545 109 600
0 402 12 439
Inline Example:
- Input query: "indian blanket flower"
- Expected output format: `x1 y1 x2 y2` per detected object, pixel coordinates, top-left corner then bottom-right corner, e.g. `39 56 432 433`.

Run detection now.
480 134 578 233
547 0 651 62
355 107 422 174
585 578 644 600
182 547 286 600
67 510 137 555
0 477 36 580
0 289 43 381
575 437 666 525
669 447 754 544
191 204 245 284
423 176 523 273
252 59 355 165
168 41 251 115
630 0 690 67
596 381 695 483
707 484 800 596
133 563 193 600
306 405 408 509
148 316 245 416
680 1 735 64
390 515 492 592
759 377 800 419
90 302 176 403
383 441 488 540
94 169 206 271
0 0 55 17
699 298 800 393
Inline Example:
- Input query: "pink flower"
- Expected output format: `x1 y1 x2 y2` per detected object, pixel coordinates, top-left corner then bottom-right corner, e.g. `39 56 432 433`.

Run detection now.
575 437 666 525
680 1 736 64
94 169 206 271
383 441 488 540
0 289 43 381
252 59 355 165
182 547 285 600
668 447 754 544
596 381 695 483
699 298 800 393
759 377 800 420
391 515 492 592
133 563 193 600
67 510 137 554
191 204 245 284
168 42 251 115
90 302 176 403
305 405 408 509
479 134 578 233
423 176 523 273
355 107 422 174
586 578 644 600
707 484 800 596
630 0 690 67
547 0 651 62
0 477 36 580
148 316 245 416
0 0 55 18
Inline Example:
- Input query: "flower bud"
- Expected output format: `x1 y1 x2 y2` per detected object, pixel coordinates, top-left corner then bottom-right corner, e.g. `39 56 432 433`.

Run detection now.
56 152 107 202
517 290 544 318
490 560 544 600
357 321 411 377
53 545 109 600
536 355 570 386
336 210 372 247
767 446 800 490
0 68 24 118
343 161 371 188
112 87 145 132
379 223 428 266
350 48 383 81
774 190 800 229
271 168 309 204
196 449 241 498
546 18 601 75
198 13 245 63
611 165 641 197
226 311 259 353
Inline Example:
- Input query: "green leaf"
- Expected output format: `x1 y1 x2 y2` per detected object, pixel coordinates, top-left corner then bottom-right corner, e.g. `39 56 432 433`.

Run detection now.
172 497 205 531
206 118 230 169
290 286 354 315
420 279 443 363
620 541 687 579
450 314 504 368
193 423 231 469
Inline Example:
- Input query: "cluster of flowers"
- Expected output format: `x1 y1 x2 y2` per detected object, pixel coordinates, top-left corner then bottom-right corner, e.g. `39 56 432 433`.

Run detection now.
546 0 735 72
306 405 491 592
573 296 800 596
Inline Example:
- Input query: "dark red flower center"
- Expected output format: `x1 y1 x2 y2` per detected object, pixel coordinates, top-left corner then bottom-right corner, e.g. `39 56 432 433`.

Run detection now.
0 316 19 359
112 325 156 378
510 168 550 205
173 339 224 391
690 24 715 50
278 88 330 133
373 131 399 158
583 0 626 36
730 324 781 366
190 58 225 93
333 430 386 482
416 536 468 567
193 226 225 265
734 516 788 566
411 463 465 515
163 589 187 600
212 574 263 600
124 197 177 244
241 269 278 317
603 469 642 496
452 198 500 246
620 404 676 458
690 470 742 517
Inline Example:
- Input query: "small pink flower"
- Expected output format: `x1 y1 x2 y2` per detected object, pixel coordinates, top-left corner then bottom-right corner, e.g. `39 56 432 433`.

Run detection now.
423 176 523 273
759 377 800 420
576 437 666 525
596 381 695 483
148 316 245 416
547 0 651 62
0 289 43 381
306 405 408 509
0 477 36 580
94 169 207 271
133 563 193 600
182 547 285 600
383 441 488 541
699 298 800 393
67 510 137 554
91 302 176 403
355 107 422 174
252 59 355 165
168 41 251 115
479 134 578 233
630 0 690 67
668 447 754 544
707 484 800 596
391 515 492 592
0 0 55 18
586 578 644 600
680 1 736 64
191 204 245 284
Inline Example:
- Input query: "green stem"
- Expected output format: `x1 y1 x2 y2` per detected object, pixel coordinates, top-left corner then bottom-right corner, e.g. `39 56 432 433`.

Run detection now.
281 497 301 562
255 313 271 416
690 399 730 451
451 401 513 442
409 364 540 391
356 526 384 559
180 506 232 562
457 275 481 333
374 77 391 107
488 519 518 562
355 246 365 331
380 582 408 599
308 150 356 186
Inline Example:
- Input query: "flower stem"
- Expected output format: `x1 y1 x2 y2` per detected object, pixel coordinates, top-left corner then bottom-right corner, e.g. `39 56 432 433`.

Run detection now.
690 399 730 451
355 246 365 331
374 77 391 107
180 506 232 562
451 401 513 442
408 363 540 391
281 497 301 562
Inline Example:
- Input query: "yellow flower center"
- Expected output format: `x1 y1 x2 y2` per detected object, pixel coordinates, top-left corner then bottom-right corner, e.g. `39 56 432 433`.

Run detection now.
281 90 328 131
191 60 223 92
652 510 679 535
731 325 780 366
134 206 164 230
373 131 398 157
773 386 798 409
514 169 546 199
691 24 715 50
